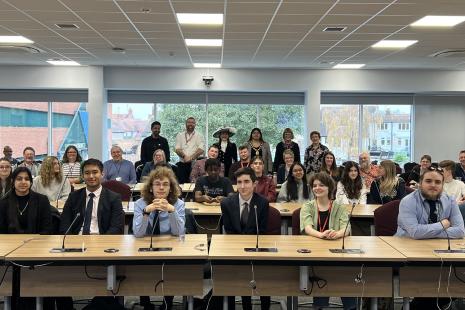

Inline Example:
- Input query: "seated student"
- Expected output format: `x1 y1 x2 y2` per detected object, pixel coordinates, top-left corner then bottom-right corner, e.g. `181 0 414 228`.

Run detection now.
221 167 270 310
277 149 295 184
103 145 137 184
61 145 83 185
300 172 356 310
319 151 340 182
368 160 406 204
32 156 71 202
141 149 177 179
407 154 432 187
17 146 41 177
194 158 234 204
0 167 57 309
229 144 251 184
396 166 465 309
0 157 12 199
60 158 124 235
251 156 276 202
439 160 465 206
190 144 224 183
335 161 368 205
133 167 185 310
277 162 310 203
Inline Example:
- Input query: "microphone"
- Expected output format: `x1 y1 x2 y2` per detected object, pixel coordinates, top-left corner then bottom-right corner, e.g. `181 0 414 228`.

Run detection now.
244 205 278 253
329 203 363 254
50 212 86 253
139 210 172 252
434 218 465 253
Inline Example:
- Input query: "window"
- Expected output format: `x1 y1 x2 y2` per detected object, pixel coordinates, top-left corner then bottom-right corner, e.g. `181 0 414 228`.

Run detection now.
320 104 359 163
108 103 156 163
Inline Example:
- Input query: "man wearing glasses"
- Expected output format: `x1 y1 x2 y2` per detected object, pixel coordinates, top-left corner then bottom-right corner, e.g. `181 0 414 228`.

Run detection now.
396 166 465 239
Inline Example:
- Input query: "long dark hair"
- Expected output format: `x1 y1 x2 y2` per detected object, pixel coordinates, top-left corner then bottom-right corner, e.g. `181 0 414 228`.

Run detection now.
340 161 363 200
285 162 309 201
62 145 82 163
320 151 339 178
248 128 264 143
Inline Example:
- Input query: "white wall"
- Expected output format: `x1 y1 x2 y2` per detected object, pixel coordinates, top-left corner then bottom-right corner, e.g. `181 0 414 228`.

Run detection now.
1 65 465 160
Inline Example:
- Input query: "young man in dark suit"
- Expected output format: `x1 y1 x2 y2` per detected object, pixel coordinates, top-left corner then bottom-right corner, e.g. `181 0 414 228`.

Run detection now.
60 158 124 235
220 167 270 310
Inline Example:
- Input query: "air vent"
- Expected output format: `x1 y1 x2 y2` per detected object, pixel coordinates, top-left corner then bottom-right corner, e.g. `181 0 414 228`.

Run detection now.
55 23 79 29
429 49 465 58
323 26 347 32
0 45 45 54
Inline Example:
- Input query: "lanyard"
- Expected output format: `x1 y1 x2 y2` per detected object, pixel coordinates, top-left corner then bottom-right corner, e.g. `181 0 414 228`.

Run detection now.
317 200 332 233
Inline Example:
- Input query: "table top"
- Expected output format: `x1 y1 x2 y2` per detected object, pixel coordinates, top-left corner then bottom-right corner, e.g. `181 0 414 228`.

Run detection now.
270 202 381 218
5 234 208 262
381 236 465 262
209 235 405 262
0 235 38 260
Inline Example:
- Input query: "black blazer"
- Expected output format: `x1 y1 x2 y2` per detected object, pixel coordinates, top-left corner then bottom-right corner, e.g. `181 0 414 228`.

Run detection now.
0 191 52 234
214 142 238 178
59 187 124 235
220 192 268 234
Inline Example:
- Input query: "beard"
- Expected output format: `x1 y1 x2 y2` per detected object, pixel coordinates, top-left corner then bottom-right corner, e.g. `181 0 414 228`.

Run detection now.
420 187 442 200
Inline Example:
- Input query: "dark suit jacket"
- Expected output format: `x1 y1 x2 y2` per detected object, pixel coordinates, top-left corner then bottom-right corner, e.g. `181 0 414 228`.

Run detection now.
221 192 268 234
59 187 124 235
214 142 238 178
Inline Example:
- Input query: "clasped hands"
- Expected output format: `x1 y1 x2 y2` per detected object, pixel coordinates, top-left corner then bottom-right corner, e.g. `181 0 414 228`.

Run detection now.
319 229 341 240
145 198 175 213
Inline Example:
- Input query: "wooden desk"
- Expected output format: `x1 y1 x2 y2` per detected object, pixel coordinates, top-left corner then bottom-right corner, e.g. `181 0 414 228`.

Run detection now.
381 236 465 297
209 235 404 297
5 235 207 302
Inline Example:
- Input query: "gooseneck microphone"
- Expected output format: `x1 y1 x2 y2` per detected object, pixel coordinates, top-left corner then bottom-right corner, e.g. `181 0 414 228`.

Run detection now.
434 218 465 253
50 212 85 253
244 205 278 253
329 203 363 254
139 210 172 252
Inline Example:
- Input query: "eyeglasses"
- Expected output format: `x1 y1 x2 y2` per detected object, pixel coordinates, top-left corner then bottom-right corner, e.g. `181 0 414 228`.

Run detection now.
427 166 444 174
0 165 11 169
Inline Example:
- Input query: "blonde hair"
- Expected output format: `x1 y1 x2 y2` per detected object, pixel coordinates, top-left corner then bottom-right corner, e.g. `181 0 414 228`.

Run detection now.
140 166 181 205
39 156 62 187
379 160 398 195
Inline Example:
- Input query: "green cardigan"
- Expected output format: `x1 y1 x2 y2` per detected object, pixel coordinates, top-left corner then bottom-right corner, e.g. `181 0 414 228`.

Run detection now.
299 200 350 235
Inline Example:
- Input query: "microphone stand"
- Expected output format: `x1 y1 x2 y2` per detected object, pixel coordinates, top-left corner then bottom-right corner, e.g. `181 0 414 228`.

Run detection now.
50 212 86 252
434 219 465 253
139 211 172 252
329 203 363 254
244 205 278 252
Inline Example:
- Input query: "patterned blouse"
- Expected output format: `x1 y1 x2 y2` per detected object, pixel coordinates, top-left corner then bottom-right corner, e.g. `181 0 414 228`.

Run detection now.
303 144 328 174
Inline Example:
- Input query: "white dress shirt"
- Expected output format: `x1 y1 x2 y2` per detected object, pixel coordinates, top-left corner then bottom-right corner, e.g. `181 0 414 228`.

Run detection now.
80 186 103 234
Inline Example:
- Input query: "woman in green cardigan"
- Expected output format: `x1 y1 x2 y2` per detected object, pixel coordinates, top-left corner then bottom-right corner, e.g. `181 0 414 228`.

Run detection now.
300 172 356 310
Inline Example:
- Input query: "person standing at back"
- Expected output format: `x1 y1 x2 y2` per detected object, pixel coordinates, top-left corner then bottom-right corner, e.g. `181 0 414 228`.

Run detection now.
175 117 205 184
304 131 328 178
140 121 170 165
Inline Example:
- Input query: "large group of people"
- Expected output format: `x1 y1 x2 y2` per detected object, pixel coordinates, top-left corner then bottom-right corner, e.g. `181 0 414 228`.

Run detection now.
1 116 465 310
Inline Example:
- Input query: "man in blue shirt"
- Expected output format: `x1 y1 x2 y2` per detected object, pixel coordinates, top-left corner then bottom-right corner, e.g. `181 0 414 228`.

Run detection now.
396 167 465 239
103 145 137 184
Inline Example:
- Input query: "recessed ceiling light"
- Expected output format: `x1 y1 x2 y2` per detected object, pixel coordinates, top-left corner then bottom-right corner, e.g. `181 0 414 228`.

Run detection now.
323 26 347 32
0 36 33 44
372 40 418 49
411 15 465 27
333 64 365 69
185 39 223 47
193 63 221 68
46 59 80 66
177 13 223 25
55 23 79 30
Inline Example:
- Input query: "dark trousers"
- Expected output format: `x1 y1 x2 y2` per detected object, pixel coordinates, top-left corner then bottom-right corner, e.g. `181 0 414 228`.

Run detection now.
227 296 270 310
176 162 192 184
140 295 174 310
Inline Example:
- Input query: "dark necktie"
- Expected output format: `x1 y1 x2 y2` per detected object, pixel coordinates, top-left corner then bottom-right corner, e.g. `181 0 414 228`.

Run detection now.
83 192 95 235
241 202 249 230
151 211 161 235
427 199 438 224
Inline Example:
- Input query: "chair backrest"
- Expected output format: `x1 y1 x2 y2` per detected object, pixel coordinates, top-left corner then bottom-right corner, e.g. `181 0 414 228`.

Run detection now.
184 208 198 234
265 206 281 235
135 164 144 183
291 208 301 235
102 180 131 201
373 199 401 236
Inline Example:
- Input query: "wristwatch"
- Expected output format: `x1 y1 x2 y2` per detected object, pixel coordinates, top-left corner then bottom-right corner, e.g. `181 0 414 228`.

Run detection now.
142 208 151 216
